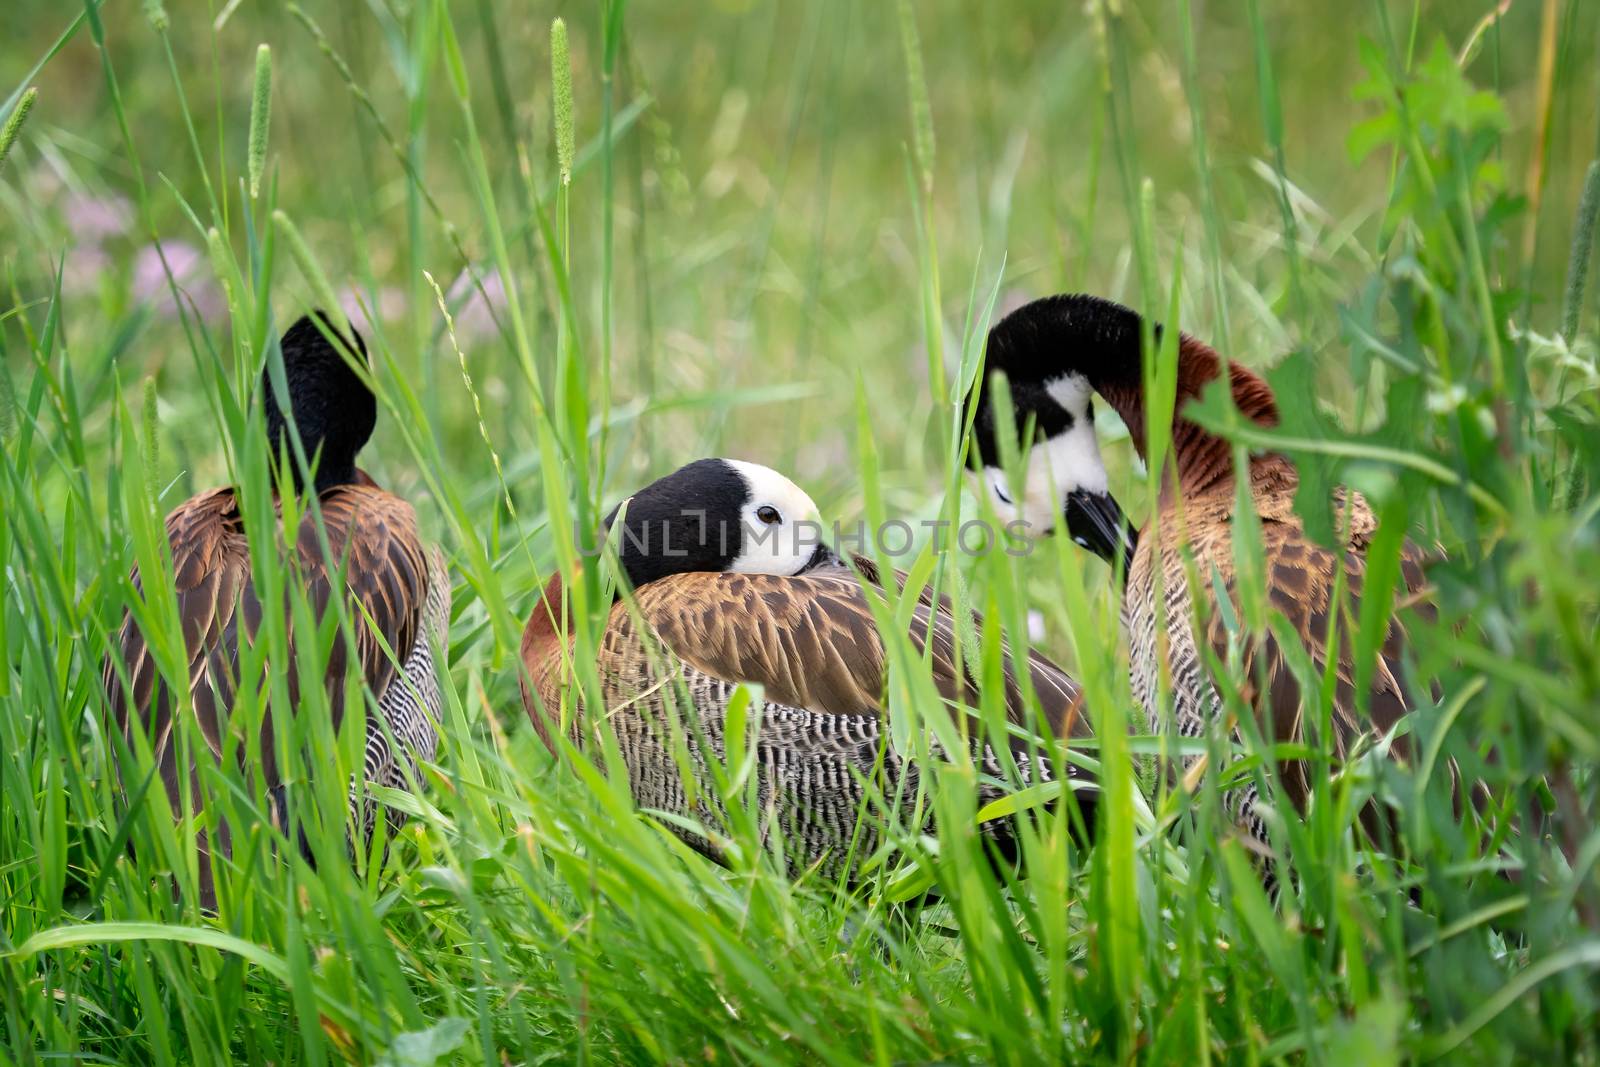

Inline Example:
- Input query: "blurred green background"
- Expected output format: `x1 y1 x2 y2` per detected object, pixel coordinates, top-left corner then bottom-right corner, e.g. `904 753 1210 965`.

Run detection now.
5 0 1593 529
4 1 1600 1061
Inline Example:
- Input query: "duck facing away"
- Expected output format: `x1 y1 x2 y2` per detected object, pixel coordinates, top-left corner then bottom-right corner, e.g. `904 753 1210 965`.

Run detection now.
104 312 450 907
520 458 1098 880
969 293 1435 851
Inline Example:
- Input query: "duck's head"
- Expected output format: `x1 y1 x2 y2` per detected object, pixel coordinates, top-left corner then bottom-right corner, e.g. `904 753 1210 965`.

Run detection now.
968 297 1137 568
605 458 839 589
263 311 375 493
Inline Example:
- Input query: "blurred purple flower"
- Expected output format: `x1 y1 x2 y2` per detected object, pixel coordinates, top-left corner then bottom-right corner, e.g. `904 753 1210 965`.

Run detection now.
62 245 112 296
63 191 132 243
132 240 223 320
446 267 509 341
340 285 406 336
996 288 1031 320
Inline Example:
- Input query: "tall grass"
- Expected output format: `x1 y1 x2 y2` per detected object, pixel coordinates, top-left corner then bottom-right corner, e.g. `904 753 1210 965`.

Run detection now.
2 1 1598 1062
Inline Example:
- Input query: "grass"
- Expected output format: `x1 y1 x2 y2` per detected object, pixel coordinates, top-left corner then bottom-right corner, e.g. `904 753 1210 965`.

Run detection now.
2 0 1599 1062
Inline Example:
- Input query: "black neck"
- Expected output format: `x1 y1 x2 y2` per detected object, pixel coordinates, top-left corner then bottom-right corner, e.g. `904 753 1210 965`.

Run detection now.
604 459 748 588
263 312 375 495
983 293 1278 488
984 294 1151 403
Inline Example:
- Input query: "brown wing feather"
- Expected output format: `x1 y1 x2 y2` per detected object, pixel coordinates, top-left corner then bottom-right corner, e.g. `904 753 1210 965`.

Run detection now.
106 488 247 813
625 570 886 714
303 485 430 720
105 477 431 813
1199 498 1431 814
519 560 1086 748
620 565 1084 738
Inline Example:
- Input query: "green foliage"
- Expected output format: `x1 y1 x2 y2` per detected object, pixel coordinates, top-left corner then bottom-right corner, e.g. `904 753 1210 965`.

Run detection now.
550 19 573 187
0 85 35 174
1 1 1598 1063
1565 160 1600 341
897 0 936 198
248 44 272 199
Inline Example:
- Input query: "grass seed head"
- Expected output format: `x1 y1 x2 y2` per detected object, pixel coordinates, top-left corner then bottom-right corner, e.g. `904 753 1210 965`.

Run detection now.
249 44 273 198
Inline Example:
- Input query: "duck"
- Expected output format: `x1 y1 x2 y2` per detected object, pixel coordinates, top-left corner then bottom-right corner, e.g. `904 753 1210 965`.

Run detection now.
967 292 1433 852
519 457 1098 880
104 311 451 907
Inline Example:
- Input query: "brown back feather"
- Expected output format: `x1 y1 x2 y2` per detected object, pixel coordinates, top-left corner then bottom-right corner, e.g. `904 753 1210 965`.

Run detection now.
105 474 432 817
518 560 1087 744
1144 468 1433 837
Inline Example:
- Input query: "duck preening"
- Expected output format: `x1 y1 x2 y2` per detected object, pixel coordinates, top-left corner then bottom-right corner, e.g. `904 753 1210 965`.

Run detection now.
968 321 1139 569
969 292 1438 853
520 458 1099 880
104 312 450 908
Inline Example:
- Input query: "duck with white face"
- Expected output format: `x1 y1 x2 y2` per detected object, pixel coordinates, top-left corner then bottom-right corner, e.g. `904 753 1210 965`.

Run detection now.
964 292 1498 882
519 457 1100 880
601 457 840 588
969 367 1137 570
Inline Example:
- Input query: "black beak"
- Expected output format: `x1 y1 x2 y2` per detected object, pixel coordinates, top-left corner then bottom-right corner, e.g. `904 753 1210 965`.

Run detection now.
797 541 841 575
1064 489 1137 571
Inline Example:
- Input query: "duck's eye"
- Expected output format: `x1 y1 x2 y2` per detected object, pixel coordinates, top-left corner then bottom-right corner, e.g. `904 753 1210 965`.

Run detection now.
756 505 782 525
991 478 1013 505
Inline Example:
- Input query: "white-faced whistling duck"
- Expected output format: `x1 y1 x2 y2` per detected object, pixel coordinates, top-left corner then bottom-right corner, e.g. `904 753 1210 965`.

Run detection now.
969 293 1439 855
520 457 1098 880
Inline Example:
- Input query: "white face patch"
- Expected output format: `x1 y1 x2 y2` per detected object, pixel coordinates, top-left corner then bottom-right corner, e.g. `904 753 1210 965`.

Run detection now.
722 459 826 576
976 372 1108 539
1044 372 1094 415
1039 377 1110 496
